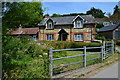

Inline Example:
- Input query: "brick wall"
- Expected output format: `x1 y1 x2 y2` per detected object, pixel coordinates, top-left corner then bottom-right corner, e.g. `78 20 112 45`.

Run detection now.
39 24 96 42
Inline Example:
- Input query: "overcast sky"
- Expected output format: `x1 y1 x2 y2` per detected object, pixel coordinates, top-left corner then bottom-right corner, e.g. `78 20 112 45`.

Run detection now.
42 2 118 16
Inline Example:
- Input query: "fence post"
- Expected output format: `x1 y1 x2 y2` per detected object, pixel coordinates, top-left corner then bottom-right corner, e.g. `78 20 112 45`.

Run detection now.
112 40 114 54
103 41 105 59
83 46 86 68
101 46 104 61
49 48 53 78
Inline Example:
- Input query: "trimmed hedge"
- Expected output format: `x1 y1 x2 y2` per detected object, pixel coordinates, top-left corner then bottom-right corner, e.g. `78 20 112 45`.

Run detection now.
39 41 102 49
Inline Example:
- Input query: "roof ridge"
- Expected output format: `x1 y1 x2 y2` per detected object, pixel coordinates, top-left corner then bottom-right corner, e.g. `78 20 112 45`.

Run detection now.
50 15 93 18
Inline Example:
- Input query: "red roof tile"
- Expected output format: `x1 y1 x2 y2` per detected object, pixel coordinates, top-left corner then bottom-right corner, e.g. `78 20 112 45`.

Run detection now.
9 27 39 35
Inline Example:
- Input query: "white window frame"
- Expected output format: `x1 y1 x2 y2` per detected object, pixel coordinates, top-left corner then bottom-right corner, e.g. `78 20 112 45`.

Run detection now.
32 35 37 41
74 34 83 41
46 22 53 29
46 34 54 41
74 20 83 28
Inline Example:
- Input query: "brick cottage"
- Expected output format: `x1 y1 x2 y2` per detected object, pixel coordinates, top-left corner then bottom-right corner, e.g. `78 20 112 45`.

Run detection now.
9 15 97 42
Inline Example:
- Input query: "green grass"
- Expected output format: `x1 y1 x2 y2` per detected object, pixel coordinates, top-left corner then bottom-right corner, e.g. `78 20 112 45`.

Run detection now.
52 50 101 74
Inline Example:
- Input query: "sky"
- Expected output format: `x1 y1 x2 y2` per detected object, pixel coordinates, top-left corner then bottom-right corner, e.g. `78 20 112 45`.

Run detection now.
42 2 118 16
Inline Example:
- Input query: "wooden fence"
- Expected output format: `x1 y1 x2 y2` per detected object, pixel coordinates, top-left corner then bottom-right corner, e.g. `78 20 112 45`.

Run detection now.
49 40 114 77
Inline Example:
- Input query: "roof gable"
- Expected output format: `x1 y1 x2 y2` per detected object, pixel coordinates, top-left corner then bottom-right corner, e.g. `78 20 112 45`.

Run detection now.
72 15 84 22
38 15 96 26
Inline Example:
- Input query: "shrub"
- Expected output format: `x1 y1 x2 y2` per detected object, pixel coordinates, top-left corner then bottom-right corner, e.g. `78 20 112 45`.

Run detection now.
95 35 106 40
96 23 104 29
115 41 120 46
2 36 50 79
53 51 67 58
39 41 102 49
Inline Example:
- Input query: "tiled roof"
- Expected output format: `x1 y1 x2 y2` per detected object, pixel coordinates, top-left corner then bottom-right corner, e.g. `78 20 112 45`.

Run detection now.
9 27 39 35
98 24 120 32
38 15 96 26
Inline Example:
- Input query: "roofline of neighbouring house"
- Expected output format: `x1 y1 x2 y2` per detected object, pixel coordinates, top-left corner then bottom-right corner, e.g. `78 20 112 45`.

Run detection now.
97 24 120 32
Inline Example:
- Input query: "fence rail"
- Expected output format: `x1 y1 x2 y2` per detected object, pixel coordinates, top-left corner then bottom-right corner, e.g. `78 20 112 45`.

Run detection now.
49 40 114 78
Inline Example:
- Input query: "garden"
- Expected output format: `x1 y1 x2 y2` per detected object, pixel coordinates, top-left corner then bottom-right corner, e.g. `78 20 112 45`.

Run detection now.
3 36 102 78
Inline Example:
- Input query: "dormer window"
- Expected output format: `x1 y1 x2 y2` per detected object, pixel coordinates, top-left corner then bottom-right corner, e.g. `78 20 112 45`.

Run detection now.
46 22 53 29
74 20 83 28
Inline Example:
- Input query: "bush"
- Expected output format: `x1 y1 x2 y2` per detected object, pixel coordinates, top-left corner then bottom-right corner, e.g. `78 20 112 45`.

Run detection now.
2 36 50 79
115 41 120 46
96 23 104 29
95 35 106 40
3 37 102 79
39 41 102 49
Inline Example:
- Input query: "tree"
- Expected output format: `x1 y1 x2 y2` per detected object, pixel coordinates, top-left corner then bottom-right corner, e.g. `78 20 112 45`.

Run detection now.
51 13 62 17
86 7 105 18
109 5 120 24
113 5 120 15
62 13 86 16
96 23 104 29
2 2 43 33
109 13 120 24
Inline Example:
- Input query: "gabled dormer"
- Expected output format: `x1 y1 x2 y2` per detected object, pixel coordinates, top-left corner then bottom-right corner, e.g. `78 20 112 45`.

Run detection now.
46 18 54 29
73 15 84 28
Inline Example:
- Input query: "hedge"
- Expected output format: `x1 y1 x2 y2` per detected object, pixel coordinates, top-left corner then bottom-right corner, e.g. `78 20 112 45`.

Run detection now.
39 41 102 49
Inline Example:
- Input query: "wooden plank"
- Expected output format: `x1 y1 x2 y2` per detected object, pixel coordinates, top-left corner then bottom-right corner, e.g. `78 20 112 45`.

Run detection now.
84 46 86 68
112 40 114 54
49 48 53 78
105 41 112 43
53 60 84 69
52 46 102 52
106 48 112 52
103 41 105 60
105 45 112 47
86 47 102 49
52 54 84 61
86 52 101 56
101 46 104 61
86 57 100 61
52 48 84 52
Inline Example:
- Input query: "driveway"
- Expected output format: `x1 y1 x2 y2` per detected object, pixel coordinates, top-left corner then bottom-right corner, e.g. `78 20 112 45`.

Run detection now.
88 47 120 78
89 62 118 78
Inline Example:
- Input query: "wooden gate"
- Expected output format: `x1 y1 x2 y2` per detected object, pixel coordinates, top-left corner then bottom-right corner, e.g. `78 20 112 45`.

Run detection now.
49 40 114 78
102 40 114 59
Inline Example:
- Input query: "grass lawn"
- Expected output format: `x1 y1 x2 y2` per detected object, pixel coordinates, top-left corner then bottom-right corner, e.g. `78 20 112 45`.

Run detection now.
52 50 101 75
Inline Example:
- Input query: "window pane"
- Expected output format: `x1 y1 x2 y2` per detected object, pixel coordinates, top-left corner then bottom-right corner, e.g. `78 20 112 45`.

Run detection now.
75 20 83 28
47 22 53 29
74 34 83 41
47 34 54 40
